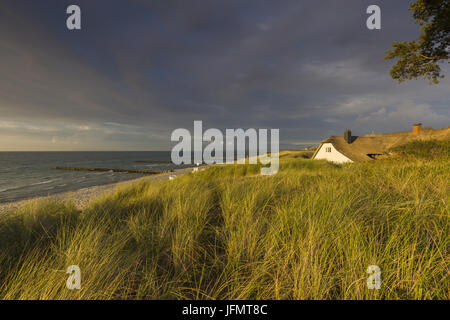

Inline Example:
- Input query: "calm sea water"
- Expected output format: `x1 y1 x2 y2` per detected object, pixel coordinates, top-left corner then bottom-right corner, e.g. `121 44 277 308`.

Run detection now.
0 152 187 203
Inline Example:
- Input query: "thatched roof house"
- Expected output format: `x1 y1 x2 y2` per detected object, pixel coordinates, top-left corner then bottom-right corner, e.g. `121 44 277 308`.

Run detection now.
312 124 450 163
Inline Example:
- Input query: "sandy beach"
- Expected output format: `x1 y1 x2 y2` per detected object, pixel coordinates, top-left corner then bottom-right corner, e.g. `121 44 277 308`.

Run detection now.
0 166 198 214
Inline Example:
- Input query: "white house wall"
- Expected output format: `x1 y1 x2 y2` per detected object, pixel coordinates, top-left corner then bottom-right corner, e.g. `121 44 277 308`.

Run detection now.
314 143 353 163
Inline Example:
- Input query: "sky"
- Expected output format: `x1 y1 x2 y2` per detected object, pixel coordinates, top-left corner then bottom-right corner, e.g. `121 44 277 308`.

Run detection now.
0 0 449 151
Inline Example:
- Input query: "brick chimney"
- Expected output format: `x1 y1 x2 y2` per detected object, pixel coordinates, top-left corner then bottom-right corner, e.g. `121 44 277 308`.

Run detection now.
344 129 352 143
412 123 422 135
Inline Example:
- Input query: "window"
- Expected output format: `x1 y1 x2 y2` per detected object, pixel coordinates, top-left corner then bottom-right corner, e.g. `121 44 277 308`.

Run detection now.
326 147 331 153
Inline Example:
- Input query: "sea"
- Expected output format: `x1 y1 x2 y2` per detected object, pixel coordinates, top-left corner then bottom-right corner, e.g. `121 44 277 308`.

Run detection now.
0 152 189 204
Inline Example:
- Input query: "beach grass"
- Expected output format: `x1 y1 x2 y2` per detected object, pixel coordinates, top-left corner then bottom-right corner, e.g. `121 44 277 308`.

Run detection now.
0 142 448 299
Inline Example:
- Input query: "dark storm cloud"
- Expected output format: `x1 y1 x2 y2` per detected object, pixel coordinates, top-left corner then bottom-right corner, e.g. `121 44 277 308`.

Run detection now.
0 0 448 150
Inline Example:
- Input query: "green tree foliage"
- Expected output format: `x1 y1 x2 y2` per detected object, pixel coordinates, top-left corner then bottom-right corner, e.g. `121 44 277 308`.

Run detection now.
384 0 450 84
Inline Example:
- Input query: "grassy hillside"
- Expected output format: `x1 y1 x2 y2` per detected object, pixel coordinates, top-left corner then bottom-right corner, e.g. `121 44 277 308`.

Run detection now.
390 139 450 160
0 142 448 299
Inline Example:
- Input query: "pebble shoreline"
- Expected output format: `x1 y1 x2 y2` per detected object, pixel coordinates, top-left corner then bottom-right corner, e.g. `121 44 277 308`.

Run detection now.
0 167 196 214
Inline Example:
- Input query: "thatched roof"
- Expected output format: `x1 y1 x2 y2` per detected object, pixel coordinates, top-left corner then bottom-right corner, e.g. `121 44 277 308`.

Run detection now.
312 127 450 162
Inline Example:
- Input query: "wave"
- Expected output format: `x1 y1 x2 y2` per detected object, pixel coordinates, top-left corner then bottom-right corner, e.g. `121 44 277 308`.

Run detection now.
30 179 57 186
0 179 59 193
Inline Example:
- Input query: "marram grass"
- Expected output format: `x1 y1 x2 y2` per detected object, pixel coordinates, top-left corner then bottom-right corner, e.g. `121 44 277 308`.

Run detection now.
0 143 448 300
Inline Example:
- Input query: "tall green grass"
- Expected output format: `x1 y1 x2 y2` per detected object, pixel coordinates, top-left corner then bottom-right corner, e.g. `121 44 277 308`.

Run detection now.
0 143 448 299
391 139 450 160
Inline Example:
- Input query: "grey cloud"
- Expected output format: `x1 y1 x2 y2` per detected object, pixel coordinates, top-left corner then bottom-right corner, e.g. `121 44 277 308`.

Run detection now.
0 0 448 150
